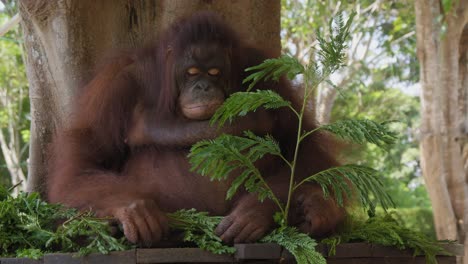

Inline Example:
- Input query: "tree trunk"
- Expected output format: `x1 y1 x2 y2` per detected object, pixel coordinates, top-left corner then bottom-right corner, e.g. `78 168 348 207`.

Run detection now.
18 0 281 195
460 22 468 264
460 24 468 194
415 0 468 263
315 70 354 124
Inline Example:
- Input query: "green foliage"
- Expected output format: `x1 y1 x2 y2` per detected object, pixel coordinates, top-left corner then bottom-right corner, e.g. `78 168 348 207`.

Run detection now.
189 132 280 204
282 0 418 82
47 212 129 256
299 165 394 213
16 249 43 259
441 0 456 13
0 183 446 263
243 56 305 90
0 185 131 259
244 12 354 95
211 90 291 127
384 207 436 239
304 13 355 88
167 209 236 255
261 226 325 264
331 79 431 216
321 213 449 264
0 185 237 258
0 10 30 187
282 0 424 222
187 12 435 263
315 12 355 74
319 119 398 150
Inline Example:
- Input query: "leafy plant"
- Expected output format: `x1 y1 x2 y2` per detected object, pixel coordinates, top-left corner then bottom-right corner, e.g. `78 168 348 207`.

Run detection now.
0 184 130 259
188 11 448 261
261 226 325 264
321 213 450 264
188 12 414 264
0 185 235 259
168 209 235 254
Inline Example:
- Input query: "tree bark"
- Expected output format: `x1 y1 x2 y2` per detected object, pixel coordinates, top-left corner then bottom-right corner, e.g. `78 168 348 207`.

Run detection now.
460 22 468 264
415 0 467 262
315 69 354 124
18 0 281 195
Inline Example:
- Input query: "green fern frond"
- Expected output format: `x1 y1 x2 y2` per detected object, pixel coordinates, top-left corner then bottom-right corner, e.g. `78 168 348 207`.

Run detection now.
318 119 398 150
322 213 449 264
189 133 280 180
325 79 345 98
297 164 395 212
168 209 235 255
261 226 325 264
243 131 282 160
189 133 280 202
316 12 355 74
243 56 305 90
210 90 290 127
189 136 253 181
0 186 130 259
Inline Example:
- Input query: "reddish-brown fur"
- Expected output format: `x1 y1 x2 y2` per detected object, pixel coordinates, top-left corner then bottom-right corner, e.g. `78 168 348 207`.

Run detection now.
47 12 345 246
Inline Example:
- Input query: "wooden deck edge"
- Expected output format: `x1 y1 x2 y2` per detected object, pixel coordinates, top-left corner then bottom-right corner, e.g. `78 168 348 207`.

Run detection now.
0 242 462 263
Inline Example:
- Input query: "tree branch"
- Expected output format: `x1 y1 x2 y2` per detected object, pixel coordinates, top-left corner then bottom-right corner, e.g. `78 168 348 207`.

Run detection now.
0 13 20 37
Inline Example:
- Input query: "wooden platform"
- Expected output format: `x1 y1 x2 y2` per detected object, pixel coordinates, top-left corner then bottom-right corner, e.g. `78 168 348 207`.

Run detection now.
0 243 463 264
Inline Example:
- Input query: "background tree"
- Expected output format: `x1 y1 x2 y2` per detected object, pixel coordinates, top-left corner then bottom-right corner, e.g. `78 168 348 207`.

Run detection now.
17 0 281 194
282 0 434 237
414 0 468 262
282 0 417 124
0 0 29 194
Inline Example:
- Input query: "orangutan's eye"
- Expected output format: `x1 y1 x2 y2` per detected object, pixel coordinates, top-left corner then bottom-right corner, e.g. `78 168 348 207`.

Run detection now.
187 67 201 75
208 68 220 76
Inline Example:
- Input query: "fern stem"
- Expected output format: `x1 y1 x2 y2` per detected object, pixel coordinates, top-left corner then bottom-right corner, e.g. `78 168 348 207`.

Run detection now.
279 154 293 169
294 176 313 191
293 166 335 191
287 105 301 119
283 70 327 226
247 162 285 215
300 126 320 141
283 120 301 226
283 80 312 227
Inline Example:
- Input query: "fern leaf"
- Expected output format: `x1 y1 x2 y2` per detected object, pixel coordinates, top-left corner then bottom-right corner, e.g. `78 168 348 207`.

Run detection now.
243 56 305 90
244 131 282 159
316 12 355 74
226 170 251 200
322 213 449 264
299 164 395 212
261 226 325 264
188 133 280 201
210 90 290 127
168 209 235 255
319 119 398 150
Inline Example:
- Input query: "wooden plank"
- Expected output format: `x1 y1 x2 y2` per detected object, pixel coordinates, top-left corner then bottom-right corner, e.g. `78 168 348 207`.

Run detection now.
0 258 42 264
441 243 464 256
1 242 462 263
326 256 456 264
326 257 427 264
234 243 281 259
436 256 459 264
326 242 463 258
137 248 235 263
44 250 135 264
330 243 410 258
43 254 80 264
